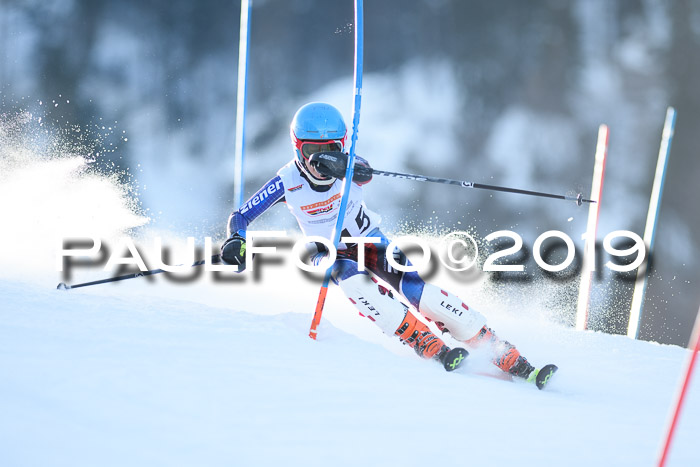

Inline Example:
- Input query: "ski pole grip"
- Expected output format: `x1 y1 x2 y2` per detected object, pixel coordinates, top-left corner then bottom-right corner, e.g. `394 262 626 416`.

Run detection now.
309 151 373 181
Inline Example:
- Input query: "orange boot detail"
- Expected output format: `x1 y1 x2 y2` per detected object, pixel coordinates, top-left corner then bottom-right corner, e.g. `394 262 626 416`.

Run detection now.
395 311 449 360
465 326 535 378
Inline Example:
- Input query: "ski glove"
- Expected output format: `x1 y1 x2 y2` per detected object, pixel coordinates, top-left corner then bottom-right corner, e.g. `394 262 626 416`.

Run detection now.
308 151 373 185
221 233 247 270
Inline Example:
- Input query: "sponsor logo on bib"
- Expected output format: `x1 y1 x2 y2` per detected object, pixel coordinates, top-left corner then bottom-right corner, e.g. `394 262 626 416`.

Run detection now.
301 193 342 216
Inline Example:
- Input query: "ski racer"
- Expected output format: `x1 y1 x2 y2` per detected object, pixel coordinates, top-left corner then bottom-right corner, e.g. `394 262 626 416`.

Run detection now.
221 102 556 387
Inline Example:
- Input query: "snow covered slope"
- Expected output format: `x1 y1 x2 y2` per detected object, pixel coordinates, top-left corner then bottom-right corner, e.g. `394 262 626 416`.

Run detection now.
1 273 699 467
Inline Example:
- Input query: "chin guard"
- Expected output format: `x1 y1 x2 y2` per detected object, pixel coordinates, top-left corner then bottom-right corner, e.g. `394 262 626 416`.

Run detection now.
308 151 373 184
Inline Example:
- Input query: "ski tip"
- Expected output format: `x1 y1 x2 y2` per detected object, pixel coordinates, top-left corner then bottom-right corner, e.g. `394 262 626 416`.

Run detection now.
443 347 469 372
535 364 558 390
56 282 71 290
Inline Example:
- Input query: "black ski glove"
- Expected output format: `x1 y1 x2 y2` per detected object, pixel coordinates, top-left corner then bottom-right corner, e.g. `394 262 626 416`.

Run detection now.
308 151 373 184
221 233 247 270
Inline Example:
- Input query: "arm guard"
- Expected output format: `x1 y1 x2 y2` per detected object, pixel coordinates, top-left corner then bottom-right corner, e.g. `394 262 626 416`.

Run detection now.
227 175 286 237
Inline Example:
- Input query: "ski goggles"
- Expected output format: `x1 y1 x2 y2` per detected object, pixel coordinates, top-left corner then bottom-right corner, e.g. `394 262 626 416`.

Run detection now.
296 139 343 160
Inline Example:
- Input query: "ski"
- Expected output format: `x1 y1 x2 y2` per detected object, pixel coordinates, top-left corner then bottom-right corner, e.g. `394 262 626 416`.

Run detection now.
528 364 558 390
442 347 469 372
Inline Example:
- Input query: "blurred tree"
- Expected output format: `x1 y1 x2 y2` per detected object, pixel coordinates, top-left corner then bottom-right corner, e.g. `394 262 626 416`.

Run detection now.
1 0 699 345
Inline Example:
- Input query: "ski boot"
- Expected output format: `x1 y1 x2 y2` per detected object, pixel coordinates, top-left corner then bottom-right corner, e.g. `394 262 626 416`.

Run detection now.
507 353 558 389
395 312 468 372
466 326 557 389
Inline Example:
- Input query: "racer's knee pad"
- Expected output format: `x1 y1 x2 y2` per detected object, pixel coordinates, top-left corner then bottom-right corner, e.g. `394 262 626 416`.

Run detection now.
417 283 487 341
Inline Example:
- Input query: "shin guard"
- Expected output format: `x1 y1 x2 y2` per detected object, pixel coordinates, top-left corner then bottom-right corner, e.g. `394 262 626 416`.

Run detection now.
339 273 408 336
339 274 449 360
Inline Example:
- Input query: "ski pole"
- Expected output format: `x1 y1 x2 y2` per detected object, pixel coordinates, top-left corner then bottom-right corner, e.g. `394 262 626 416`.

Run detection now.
310 153 595 206
370 169 595 205
56 255 221 290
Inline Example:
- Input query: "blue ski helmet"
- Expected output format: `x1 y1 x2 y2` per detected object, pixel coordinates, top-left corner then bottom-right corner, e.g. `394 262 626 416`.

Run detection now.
290 102 347 185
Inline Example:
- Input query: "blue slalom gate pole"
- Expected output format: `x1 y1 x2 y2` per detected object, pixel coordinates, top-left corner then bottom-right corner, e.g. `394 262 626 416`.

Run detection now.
309 0 364 339
233 0 252 209
627 106 677 339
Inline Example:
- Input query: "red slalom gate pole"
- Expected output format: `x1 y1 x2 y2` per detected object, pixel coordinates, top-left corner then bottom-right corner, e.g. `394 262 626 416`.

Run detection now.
657 304 700 467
